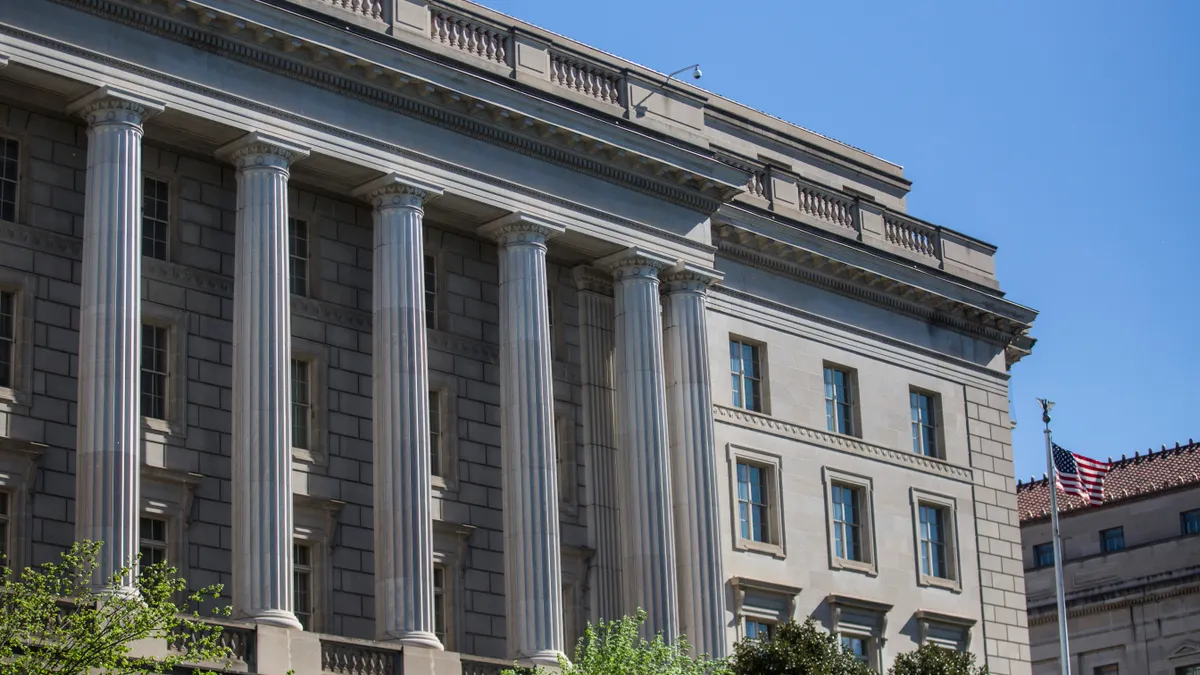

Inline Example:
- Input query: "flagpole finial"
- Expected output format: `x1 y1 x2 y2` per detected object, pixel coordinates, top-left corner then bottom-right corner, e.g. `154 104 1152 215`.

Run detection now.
1037 398 1055 425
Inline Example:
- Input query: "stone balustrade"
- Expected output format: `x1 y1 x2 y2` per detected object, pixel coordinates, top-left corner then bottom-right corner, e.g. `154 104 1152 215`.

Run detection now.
550 52 623 105
797 181 856 232
430 8 509 66
323 0 384 21
884 212 940 260
459 655 518 675
167 617 257 672
321 635 403 675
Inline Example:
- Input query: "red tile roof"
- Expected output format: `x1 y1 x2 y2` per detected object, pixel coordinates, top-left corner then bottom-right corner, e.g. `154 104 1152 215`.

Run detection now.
1017 439 1200 523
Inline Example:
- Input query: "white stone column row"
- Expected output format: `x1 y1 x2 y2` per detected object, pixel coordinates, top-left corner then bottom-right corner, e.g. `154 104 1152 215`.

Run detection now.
598 247 680 640
356 173 445 648
219 133 310 628
479 214 566 667
663 264 727 659
573 266 623 624
70 87 164 592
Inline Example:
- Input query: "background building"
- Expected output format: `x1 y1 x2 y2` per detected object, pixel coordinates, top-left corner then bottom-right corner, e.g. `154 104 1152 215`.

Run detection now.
1019 441 1200 674
0 0 1035 673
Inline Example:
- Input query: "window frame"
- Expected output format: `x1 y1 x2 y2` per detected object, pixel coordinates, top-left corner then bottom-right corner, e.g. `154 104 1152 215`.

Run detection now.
822 467 876 575
827 593 891 672
141 174 173 262
726 444 786 558
138 515 170 573
293 495 341 634
0 135 22 225
428 370 460 492
0 440 39 571
555 401 578 516
1032 542 1055 569
1099 526 1125 554
287 215 312 298
290 341 328 465
914 610 975 651
140 305 188 441
431 520 474 652
0 271 35 409
139 467 198 585
744 619 775 641
910 488 962 591
1183 509 1200 536
424 252 439 331
729 337 766 413
909 388 941 458
730 576 800 641
823 363 859 437
141 323 170 423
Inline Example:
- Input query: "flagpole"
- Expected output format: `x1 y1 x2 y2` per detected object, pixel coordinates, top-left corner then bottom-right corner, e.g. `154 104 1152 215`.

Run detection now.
1039 398 1071 675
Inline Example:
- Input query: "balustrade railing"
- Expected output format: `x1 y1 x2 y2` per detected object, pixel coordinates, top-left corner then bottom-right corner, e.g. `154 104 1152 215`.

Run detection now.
313 0 384 21
884 213 940 260
797 181 855 231
461 655 525 675
321 635 402 675
431 10 510 66
549 52 623 106
167 617 256 670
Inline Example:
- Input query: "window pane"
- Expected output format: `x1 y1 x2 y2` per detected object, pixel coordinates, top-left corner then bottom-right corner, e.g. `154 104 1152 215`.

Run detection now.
731 373 742 408
424 254 438 329
0 138 18 223
289 218 309 297
1184 510 1200 536
291 359 310 450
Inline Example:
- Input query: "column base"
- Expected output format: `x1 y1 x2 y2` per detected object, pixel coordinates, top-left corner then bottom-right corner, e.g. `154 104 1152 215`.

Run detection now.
384 630 444 651
523 649 568 668
244 609 304 630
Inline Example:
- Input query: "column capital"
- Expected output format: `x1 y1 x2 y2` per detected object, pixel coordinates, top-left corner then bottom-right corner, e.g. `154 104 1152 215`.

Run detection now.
67 86 165 127
354 172 444 209
595 247 674 281
662 262 723 293
572 265 614 296
216 132 310 171
478 212 565 247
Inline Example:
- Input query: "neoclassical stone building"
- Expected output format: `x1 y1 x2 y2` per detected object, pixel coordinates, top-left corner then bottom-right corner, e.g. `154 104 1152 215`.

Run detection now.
0 0 1037 673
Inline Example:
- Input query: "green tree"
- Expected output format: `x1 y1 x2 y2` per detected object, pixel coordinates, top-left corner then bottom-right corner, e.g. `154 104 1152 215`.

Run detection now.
0 540 233 674
888 644 988 675
730 618 874 675
502 609 731 675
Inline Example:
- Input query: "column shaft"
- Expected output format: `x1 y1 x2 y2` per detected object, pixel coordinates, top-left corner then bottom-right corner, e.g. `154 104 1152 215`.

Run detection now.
573 267 623 624
480 214 566 666
664 265 727 658
358 174 443 648
219 133 309 628
600 248 679 640
70 88 162 591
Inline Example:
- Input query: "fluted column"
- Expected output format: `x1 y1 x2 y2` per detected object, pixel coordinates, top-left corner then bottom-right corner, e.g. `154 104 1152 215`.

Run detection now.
663 263 727 658
354 173 444 647
217 132 310 628
573 266 623 624
597 247 679 640
478 213 566 667
69 87 163 592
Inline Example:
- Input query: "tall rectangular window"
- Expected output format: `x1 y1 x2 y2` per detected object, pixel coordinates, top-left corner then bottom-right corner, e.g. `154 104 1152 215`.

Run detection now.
1094 666 1118 675
291 359 311 451
294 543 313 630
138 516 168 573
1100 527 1125 553
424 254 437 329
1177 666 1200 675
744 619 773 641
0 137 18 223
910 390 938 457
737 462 769 543
841 636 869 664
919 504 949 578
141 325 169 420
1182 509 1200 536
288 217 309 297
729 340 762 412
824 366 855 435
1033 542 1055 568
0 492 10 564
831 485 862 562
429 391 442 477
433 564 446 643
142 177 169 260
0 291 14 389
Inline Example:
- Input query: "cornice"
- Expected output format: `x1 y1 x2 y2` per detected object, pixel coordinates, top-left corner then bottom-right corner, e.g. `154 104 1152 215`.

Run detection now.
35 0 741 214
713 223 1030 346
714 404 974 483
1027 573 1200 625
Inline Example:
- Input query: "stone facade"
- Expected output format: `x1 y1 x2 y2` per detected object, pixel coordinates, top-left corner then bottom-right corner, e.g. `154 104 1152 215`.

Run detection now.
0 0 1036 673
1018 443 1200 674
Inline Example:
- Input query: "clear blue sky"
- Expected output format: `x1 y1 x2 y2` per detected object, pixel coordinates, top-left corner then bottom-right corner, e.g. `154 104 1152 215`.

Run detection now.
485 0 1200 480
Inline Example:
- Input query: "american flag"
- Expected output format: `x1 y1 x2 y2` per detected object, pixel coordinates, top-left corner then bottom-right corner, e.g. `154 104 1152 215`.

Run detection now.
1053 444 1111 505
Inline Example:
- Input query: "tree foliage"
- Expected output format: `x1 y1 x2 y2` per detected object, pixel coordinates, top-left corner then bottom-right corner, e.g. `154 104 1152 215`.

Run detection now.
0 540 233 675
730 618 873 675
888 643 988 675
503 609 732 675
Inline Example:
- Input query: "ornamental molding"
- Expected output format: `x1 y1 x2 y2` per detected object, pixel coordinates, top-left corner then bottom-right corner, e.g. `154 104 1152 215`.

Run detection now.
713 223 1031 347
477 212 566 245
143 258 233 295
66 85 165 126
215 131 311 169
353 172 444 208
29 0 741 217
713 404 974 483
0 220 81 258
571 265 614 297
1026 572 1200 625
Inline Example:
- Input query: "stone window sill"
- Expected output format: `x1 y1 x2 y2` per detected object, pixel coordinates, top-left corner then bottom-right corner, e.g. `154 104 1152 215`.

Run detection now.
919 574 962 593
832 558 878 576
142 416 185 441
292 447 325 467
736 538 786 559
